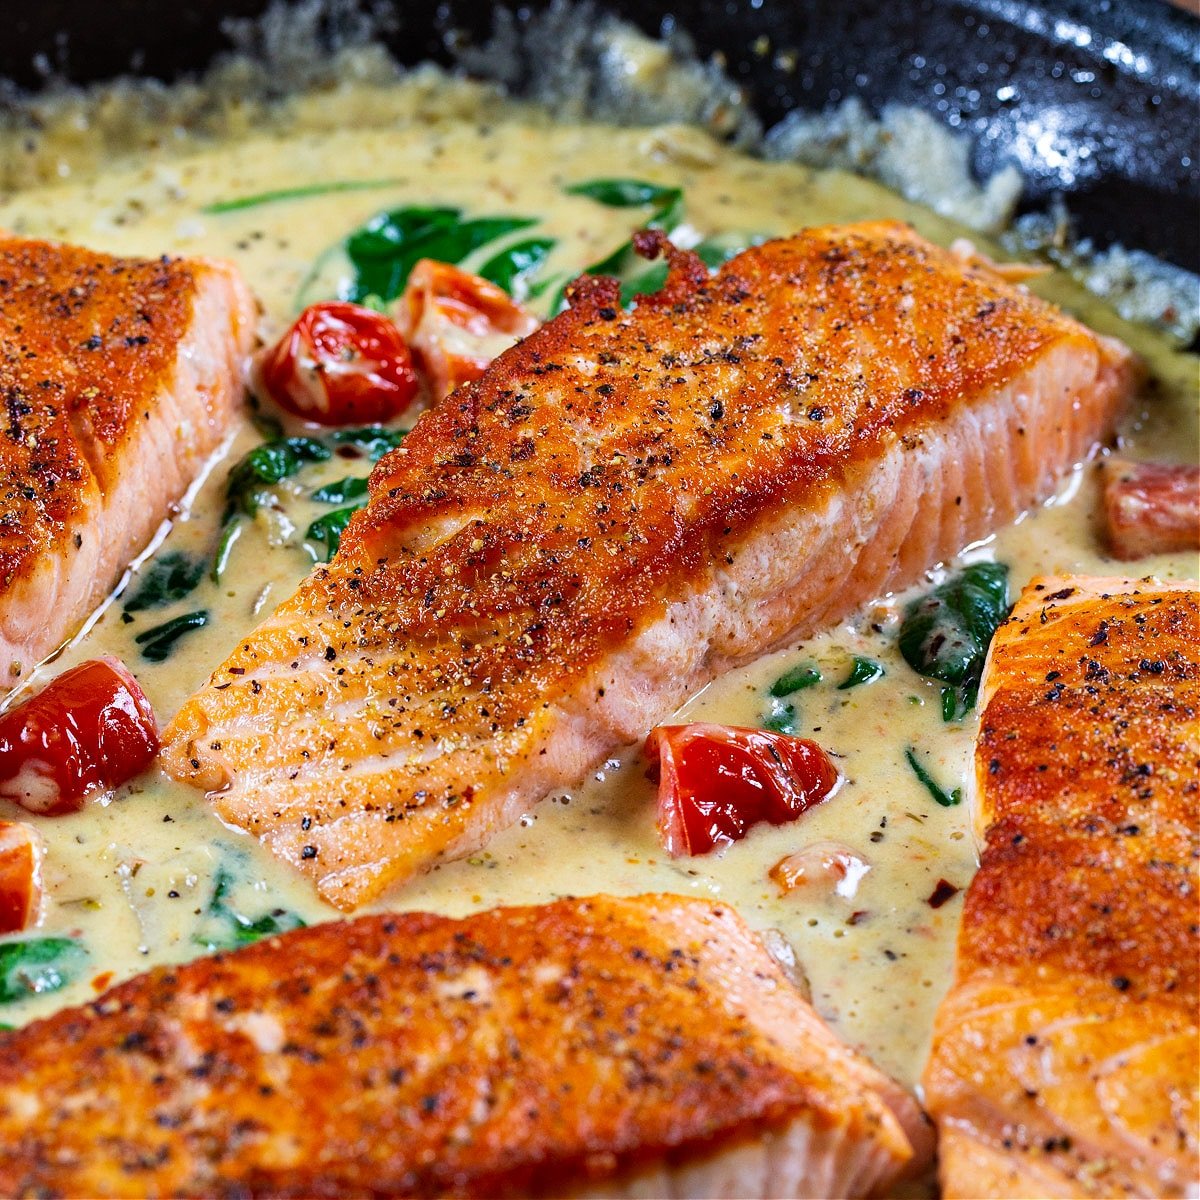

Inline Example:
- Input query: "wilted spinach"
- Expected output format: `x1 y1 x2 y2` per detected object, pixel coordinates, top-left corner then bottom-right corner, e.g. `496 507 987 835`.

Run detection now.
312 476 369 505
344 206 537 302
134 610 209 663
0 937 87 1005
905 747 963 808
307 507 361 561
769 663 822 697
477 236 557 297
193 868 306 953
331 426 407 461
899 562 1010 718
225 436 332 519
838 656 885 690
123 552 206 614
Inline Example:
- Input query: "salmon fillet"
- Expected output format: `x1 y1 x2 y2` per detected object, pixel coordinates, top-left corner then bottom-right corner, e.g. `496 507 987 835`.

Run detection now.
0 235 256 686
923 576 1200 1198
0 893 927 1197
162 220 1139 910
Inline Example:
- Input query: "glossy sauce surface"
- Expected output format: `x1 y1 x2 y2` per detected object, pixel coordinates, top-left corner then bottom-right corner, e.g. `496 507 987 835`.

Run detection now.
0 84 1195 1124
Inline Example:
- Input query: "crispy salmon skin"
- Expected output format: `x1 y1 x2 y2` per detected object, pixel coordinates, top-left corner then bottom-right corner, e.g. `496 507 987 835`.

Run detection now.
923 576 1199 1198
0 893 924 1198
163 220 1139 909
0 235 255 685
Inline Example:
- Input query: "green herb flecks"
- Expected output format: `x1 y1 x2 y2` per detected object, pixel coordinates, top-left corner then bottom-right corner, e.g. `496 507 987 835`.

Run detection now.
202 178 406 215
122 551 206 614
344 207 537 303
769 663 822 697
331 426 407 461
477 236 557 298
762 698 798 735
134 610 209 663
312 476 369 505
905 747 963 807
307 507 361 561
225 436 332 518
838 656 885 690
899 562 1010 719
0 937 87 1005
193 868 306 953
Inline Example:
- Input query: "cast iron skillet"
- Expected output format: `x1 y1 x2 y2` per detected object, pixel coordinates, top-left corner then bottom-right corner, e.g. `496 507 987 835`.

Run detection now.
2 0 1197 270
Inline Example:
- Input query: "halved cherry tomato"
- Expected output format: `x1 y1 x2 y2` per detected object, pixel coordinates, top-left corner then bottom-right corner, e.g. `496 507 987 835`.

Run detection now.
0 821 43 933
770 842 871 899
260 301 420 426
398 260 539 402
0 658 159 816
645 723 840 857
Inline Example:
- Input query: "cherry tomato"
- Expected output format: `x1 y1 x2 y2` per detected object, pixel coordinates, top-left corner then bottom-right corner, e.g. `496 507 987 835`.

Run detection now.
0 657 159 817
260 301 420 426
770 842 870 899
0 820 43 933
645 723 840 857
398 260 539 402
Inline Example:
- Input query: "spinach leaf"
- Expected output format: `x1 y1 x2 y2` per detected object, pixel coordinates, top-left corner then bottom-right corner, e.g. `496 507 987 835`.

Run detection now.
564 179 681 208
618 261 669 307
769 663 822 697
762 698 798 735
905 747 963 807
331 426 407 461
225 436 332 518
193 868 306 953
941 686 972 723
307 507 361 561
123 552 206 614
210 520 242 584
202 178 405 215
899 562 1010 717
838 656 885 690
134 610 209 663
554 179 687 314
0 937 87 1004
312 476 369 504
692 232 770 269
477 236 556 296
344 208 537 303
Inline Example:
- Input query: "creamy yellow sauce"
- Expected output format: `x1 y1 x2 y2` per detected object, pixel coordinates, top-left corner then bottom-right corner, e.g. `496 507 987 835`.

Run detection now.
0 81 1196 1155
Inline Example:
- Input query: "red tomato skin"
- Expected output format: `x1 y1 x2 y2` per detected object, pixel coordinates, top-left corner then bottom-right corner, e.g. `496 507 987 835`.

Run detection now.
260 302 420 426
0 820 43 934
399 260 539 402
645 723 840 857
0 658 159 816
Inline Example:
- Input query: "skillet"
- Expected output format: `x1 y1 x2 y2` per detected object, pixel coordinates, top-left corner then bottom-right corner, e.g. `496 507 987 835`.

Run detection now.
3 0 1198 273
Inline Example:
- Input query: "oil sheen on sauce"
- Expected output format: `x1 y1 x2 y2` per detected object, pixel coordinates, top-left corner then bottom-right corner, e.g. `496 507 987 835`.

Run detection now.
0 88 1196 1125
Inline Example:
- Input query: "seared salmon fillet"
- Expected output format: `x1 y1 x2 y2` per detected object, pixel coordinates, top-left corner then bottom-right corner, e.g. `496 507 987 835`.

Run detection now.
0 893 927 1197
163 220 1139 910
0 235 255 685
923 576 1199 1198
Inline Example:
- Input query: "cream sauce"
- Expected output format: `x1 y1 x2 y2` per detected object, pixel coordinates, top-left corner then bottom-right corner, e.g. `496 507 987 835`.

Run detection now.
0 88 1196 1141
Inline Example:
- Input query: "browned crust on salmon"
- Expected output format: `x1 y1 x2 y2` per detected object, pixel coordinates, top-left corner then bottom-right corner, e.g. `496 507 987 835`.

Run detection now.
0 235 255 683
162 221 1139 909
924 576 1200 1199
0 894 916 1198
